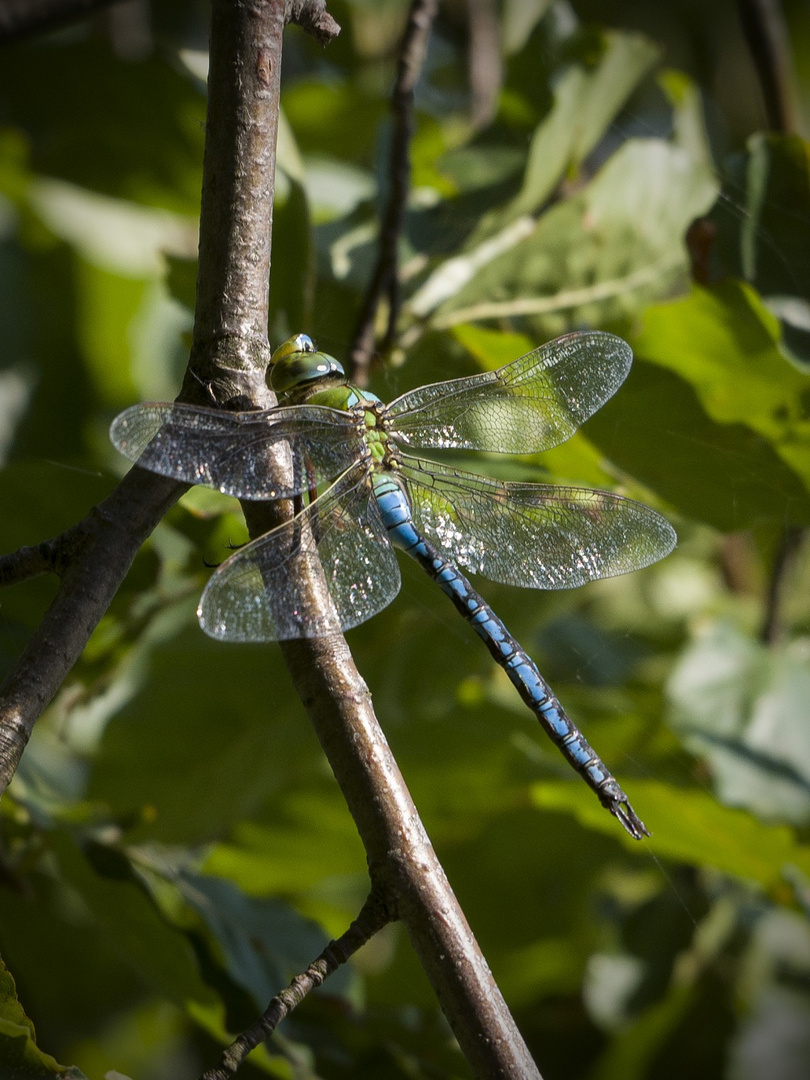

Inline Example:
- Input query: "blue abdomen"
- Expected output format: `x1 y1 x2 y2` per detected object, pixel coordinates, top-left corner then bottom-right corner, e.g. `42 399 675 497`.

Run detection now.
371 469 647 838
373 473 423 552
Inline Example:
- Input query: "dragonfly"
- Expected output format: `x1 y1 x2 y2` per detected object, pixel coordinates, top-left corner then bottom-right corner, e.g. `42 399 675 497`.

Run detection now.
110 332 675 839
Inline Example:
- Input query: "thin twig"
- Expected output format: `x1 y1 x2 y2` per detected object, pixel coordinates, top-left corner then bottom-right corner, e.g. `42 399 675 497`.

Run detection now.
467 0 501 129
200 891 392 1080
347 0 439 386
399 251 683 347
761 525 805 644
736 0 800 134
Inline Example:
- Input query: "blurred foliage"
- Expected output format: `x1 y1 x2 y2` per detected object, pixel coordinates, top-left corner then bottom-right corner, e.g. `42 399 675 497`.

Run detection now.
1 0 810 1078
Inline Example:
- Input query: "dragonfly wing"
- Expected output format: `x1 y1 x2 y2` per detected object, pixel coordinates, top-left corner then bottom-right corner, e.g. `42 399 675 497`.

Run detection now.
387 331 632 454
400 456 676 589
198 463 401 641
110 402 361 499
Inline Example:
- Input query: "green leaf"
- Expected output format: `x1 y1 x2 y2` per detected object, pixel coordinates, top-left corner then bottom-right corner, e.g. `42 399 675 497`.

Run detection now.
584 355 810 531
281 80 385 165
87 629 322 844
667 620 810 823
427 131 717 334
0 953 88 1078
53 835 220 1012
130 847 354 1010
531 779 810 890
0 39 205 213
502 0 554 56
633 281 810 494
711 134 810 362
505 30 660 222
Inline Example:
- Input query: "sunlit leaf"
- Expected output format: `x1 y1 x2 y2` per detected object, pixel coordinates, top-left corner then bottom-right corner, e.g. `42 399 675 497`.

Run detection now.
667 621 810 823
634 281 810 494
711 133 810 363
531 779 810 889
428 132 716 333
0 953 89 1078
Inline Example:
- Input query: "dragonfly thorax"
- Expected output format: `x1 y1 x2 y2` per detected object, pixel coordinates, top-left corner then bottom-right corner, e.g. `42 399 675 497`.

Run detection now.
270 334 391 466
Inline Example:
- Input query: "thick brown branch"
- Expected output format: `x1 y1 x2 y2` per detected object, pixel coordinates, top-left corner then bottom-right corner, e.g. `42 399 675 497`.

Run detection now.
0 468 182 793
348 0 438 385
200 890 391 1080
279 633 542 1079
0 3 541 1075
0 1 338 796
188 1 333 406
188 0 284 404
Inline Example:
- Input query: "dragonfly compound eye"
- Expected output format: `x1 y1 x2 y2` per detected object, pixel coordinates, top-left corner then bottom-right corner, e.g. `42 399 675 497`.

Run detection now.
269 335 346 393
271 333 315 364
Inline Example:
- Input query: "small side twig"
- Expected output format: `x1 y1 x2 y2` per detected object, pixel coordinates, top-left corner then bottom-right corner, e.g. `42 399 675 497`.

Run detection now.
288 0 340 45
348 0 439 386
0 540 60 587
200 890 392 1080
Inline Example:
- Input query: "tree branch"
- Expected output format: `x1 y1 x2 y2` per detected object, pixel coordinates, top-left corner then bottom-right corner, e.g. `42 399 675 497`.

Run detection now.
188 5 540 1072
289 0 340 45
278 633 542 1077
0 468 182 793
761 525 805 644
467 0 501 130
200 890 392 1080
348 0 438 386
736 0 800 134
0 540 59 587
0 3 541 1075
0 0 339 805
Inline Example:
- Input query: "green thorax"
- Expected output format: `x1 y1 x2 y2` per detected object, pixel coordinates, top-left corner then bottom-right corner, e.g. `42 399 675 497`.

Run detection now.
269 333 388 464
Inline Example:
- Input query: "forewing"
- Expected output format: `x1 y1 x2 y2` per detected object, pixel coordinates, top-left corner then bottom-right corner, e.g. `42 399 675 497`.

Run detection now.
110 401 361 499
198 463 401 641
400 456 676 589
387 331 633 454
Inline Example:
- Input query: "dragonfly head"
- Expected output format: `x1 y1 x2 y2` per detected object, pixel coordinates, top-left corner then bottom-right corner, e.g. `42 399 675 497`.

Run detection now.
269 334 346 395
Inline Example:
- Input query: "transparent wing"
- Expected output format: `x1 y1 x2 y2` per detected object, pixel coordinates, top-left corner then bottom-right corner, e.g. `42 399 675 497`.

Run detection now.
399 455 676 589
110 401 362 499
198 463 401 641
386 331 632 454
